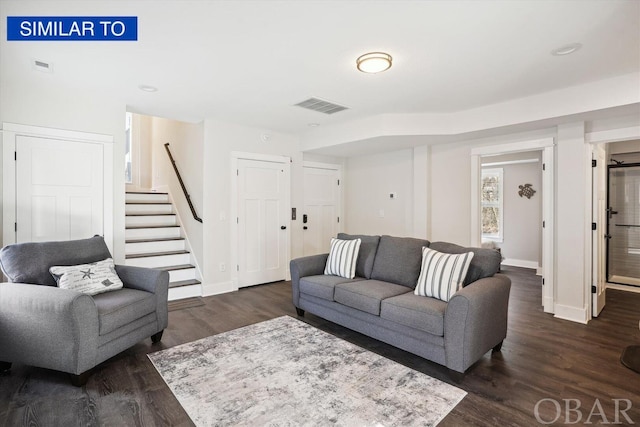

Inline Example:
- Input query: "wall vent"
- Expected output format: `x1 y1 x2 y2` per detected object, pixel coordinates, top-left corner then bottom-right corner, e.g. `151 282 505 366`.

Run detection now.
32 59 53 73
294 97 348 115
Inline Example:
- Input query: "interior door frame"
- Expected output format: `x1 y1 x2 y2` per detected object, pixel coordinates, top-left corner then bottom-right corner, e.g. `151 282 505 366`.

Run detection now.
471 137 555 313
1 122 114 253
230 151 291 290
302 161 343 255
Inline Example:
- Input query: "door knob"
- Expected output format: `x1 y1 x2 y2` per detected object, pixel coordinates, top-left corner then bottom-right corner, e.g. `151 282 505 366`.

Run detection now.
303 226 308 230
281 226 287 230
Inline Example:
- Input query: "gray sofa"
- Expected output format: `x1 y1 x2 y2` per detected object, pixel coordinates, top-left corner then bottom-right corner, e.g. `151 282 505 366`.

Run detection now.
0 236 169 385
290 234 511 374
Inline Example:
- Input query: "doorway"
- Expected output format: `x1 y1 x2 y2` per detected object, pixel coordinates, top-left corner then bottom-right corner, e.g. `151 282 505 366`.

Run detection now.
2 123 114 252
606 163 640 288
302 162 342 256
231 152 291 289
471 137 555 313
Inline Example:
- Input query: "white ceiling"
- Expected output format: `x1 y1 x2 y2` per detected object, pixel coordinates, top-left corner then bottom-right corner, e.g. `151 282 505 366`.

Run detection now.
2 0 639 136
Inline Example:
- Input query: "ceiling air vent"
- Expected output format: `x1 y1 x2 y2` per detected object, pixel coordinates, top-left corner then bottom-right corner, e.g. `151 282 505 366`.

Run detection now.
294 97 348 115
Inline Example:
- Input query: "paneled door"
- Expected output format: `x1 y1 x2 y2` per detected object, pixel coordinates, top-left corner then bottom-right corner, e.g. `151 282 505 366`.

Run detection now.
302 163 341 256
237 158 289 287
16 135 104 243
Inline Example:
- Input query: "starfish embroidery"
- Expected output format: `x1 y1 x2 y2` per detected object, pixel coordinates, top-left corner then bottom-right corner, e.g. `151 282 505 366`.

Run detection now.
81 269 95 279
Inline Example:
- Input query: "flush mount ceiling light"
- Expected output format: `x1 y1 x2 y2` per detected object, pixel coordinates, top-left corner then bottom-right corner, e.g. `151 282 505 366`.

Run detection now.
138 84 158 92
551 43 582 56
356 52 392 73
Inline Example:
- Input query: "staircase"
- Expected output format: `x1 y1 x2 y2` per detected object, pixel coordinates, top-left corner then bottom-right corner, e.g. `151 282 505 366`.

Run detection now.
125 191 202 301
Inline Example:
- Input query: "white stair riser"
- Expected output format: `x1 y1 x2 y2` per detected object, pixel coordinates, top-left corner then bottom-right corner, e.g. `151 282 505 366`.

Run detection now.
125 227 181 240
169 268 197 282
126 240 186 255
168 284 202 301
125 215 177 227
125 204 173 215
126 193 169 203
125 252 190 268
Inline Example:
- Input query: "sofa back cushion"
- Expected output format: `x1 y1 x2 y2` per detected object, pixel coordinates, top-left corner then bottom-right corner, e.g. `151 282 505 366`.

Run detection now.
428 241 501 286
337 233 380 279
0 235 112 287
370 235 430 288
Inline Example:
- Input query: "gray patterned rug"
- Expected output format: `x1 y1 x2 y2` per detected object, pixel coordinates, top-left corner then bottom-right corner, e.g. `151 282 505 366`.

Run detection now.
148 316 466 426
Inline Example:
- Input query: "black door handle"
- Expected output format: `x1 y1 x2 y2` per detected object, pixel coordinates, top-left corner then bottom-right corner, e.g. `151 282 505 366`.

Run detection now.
281 226 287 230
303 226 308 230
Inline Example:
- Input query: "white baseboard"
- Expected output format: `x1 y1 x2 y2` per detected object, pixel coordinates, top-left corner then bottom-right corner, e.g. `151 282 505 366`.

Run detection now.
553 304 589 324
202 281 235 297
536 267 543 276
501 258 539 270
607 283 640 294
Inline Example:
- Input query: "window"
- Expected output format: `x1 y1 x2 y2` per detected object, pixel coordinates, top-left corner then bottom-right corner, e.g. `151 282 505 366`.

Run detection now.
482 168 503 241
125 112 133 184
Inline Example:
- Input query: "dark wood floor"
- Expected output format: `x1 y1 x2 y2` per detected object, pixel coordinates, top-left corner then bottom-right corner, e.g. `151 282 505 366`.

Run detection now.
1 267 639 426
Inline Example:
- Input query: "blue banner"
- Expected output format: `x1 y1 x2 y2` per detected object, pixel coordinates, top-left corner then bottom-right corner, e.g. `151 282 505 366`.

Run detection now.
7 16 138 41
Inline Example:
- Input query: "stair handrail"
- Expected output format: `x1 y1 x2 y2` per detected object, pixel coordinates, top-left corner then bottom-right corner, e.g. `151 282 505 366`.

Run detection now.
164 143 203 223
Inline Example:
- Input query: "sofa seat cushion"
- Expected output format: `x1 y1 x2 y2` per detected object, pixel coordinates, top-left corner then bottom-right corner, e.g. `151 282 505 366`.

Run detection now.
93 288 156 336
381 293 447 336
334 280 410 316
299 275 365 301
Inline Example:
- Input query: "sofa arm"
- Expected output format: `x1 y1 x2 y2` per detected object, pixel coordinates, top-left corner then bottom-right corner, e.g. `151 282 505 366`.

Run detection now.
289 254 328 306
115 265 169 330
0 283 99 374
444 274 511 373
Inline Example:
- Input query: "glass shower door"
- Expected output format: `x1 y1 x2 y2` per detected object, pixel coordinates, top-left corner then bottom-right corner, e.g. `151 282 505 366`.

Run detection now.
607 164 640 287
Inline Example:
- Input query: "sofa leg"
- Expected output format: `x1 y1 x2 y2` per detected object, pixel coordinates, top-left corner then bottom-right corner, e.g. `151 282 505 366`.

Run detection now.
448 369 465 383
70 370 91 387
492 340 504 352
0 361 11 373
151 330 164 344
295 307 305 317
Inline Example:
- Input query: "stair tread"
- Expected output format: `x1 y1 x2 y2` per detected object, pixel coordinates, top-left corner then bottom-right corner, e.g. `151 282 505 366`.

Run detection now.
126 213 176 216
169 279 202 288
157 264 196 271
126 225 180 229
126 237 185 243
126 191 168 195
126 201 172 205
126 250 189 259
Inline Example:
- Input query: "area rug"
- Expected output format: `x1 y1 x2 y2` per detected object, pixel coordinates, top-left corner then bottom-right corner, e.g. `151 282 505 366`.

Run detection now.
148 316 466 426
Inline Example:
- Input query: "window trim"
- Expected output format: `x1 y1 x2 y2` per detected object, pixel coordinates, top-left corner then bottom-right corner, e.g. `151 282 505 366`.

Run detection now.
481 167 504 242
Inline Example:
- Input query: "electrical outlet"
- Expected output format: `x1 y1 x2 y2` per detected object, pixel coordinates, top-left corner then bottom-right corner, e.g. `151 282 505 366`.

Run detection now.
219 262 226 272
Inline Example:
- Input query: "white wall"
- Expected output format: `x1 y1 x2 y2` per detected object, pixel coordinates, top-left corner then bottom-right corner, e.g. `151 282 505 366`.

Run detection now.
146 116 205 269
482 152 542 266
344 149 414 236
125 113 153 191
202 119 302 295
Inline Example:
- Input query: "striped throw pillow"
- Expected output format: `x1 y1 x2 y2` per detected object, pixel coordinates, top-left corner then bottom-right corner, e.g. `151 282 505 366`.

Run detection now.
414 247 474 301
324 238 362 279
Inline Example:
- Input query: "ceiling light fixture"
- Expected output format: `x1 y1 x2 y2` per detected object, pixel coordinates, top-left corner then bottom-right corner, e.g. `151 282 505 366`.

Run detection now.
138 84 158 92
551 43 582 56
356 52 392 73
308 123 320 127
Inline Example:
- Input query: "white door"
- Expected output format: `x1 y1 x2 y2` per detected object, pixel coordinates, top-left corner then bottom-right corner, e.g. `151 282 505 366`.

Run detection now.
592 145 607 316
16 136 104 243
237 158 289 287
303 164 341 256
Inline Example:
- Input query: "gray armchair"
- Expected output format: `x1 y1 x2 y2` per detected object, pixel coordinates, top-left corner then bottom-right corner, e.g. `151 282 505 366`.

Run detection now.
0 235 168 386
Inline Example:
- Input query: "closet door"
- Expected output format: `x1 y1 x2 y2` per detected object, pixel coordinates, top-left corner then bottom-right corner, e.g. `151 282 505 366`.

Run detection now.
16 135 103 243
